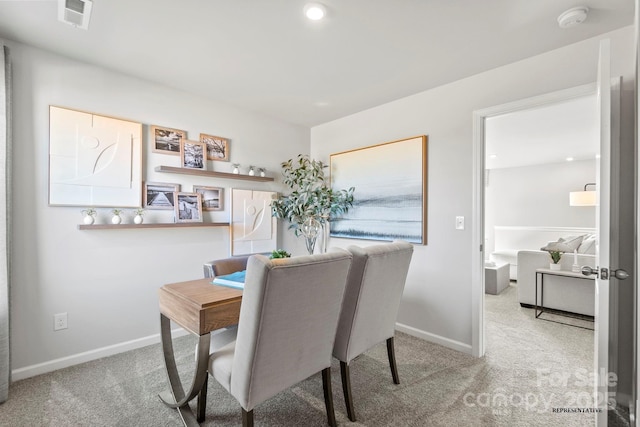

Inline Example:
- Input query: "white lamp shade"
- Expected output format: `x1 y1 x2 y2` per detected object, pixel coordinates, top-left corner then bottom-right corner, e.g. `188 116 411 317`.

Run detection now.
569 190 596 206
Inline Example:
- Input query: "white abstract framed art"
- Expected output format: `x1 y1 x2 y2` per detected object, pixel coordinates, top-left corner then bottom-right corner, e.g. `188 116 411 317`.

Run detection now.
230 188 278 255
48 106 142 207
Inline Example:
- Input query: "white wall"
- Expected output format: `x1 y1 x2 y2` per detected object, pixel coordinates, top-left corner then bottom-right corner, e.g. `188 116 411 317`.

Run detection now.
311 27 635 351
484 160 596 255
7 40 310 377
5 25 635 397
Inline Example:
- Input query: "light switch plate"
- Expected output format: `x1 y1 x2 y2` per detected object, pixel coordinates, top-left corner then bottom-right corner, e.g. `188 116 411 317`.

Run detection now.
455 216 465 230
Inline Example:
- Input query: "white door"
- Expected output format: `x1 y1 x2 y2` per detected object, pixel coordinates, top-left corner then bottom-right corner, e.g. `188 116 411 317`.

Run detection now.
591 38 625 426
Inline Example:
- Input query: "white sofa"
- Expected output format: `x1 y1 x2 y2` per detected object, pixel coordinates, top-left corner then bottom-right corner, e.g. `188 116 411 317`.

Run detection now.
516 250 596 316
489 226 596 280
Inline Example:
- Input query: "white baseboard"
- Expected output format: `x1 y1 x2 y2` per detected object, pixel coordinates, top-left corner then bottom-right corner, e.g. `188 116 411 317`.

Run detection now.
13 323 472 381
396 322 473 355
11 327 189 381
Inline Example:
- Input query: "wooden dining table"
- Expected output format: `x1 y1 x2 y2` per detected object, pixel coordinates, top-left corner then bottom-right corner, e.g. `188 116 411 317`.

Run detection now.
157 277 243 426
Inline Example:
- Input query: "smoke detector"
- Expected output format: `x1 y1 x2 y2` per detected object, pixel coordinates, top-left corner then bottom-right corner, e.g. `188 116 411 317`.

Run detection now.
58 0 93 30
557 6 589 29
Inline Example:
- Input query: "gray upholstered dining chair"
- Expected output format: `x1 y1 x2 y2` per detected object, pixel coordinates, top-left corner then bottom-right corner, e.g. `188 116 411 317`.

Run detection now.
203 255 252 353
203 255 251 278
333 241 414 422
197 250 353 427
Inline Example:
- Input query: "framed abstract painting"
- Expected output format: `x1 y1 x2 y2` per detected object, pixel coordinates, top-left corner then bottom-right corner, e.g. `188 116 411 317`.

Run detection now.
329 135 428 244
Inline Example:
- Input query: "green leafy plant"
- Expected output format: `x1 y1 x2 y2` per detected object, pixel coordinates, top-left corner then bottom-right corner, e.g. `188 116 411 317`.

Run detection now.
549 250 563 264
269 249 291 259
81 208 96 216
133 208 145 216
112 209 122 216
271 154 355 236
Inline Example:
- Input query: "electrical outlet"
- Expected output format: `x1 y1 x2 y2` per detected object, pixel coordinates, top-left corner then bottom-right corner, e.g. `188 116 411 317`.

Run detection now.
54 312 67 331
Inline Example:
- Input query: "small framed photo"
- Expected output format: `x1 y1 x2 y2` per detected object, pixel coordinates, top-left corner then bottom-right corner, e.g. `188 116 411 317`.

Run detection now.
143 182 181 210
174 192 203 223
193 185 224 211
200 133 230 161
151 125 187 155
180 139 207 170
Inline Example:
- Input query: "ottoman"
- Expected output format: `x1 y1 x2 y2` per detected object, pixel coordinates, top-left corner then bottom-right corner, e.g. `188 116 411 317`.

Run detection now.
485 262 510 295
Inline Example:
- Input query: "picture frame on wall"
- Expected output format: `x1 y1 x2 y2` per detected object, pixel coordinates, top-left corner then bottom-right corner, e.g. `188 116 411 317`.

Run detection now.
199 133 230 161
151 125 187 155
174 192 203 223
49 106 143 207
193 185 224 211
143 182 181 210
180 139 207 170
330 135 428 244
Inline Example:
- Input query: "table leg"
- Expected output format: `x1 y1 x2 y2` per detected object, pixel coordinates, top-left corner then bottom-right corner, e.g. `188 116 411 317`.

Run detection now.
535 272 544 319
540 274 544 317
158 314 211 426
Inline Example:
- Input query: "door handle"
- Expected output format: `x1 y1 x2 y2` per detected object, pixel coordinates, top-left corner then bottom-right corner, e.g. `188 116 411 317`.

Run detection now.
581 266 629 280
612 269 629 280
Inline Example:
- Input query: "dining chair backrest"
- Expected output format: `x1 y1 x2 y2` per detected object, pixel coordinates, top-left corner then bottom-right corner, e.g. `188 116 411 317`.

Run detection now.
229 250 353 411
203 255 250 278
333 241 414 363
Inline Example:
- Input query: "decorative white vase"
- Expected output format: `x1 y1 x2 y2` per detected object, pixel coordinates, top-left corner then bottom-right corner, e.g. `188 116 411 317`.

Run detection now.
83 214 95 225
111 214 122 225
549 263 561 271
134 214 144 224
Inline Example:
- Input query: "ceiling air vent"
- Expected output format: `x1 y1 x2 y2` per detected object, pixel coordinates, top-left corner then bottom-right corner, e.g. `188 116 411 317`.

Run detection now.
57 0 93 30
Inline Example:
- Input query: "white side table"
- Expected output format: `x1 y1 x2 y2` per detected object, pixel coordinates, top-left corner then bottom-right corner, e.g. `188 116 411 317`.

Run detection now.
534 268 595 329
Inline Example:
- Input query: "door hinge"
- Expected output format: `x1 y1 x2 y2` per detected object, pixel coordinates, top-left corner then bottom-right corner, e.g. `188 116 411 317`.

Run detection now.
479 244 483 252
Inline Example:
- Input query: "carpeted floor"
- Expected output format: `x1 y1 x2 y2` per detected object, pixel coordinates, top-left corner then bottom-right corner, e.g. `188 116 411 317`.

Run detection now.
1 282 597 426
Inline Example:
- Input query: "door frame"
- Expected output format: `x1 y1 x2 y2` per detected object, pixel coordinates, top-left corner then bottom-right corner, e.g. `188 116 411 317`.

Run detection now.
471 82 598 357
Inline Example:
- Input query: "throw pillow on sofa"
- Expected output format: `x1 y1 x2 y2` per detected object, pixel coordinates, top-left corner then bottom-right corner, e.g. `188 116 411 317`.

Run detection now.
540 235 584 253
577 234 596 255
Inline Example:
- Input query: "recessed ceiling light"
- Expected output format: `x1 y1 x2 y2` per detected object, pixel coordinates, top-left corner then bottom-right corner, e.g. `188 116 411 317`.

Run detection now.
566 157 574 162
557 6 589 29
489 154 498 159
304 3 327 20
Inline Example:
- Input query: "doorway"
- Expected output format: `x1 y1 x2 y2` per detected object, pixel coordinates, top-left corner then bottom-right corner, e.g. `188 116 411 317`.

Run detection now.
470 84 605 423
471 82 598 357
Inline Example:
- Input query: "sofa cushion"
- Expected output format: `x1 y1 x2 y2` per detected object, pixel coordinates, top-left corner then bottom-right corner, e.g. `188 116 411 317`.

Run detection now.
540 235 584 253
577 234 596 255
490 250 518 266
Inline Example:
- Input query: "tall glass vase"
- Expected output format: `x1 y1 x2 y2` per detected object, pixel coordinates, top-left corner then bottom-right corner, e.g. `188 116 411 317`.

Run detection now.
301 217 321 255
320 221 330 253
304 235 318 255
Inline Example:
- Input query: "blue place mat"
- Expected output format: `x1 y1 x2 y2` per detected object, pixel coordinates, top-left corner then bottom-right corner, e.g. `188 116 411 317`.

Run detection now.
212 270 245 289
